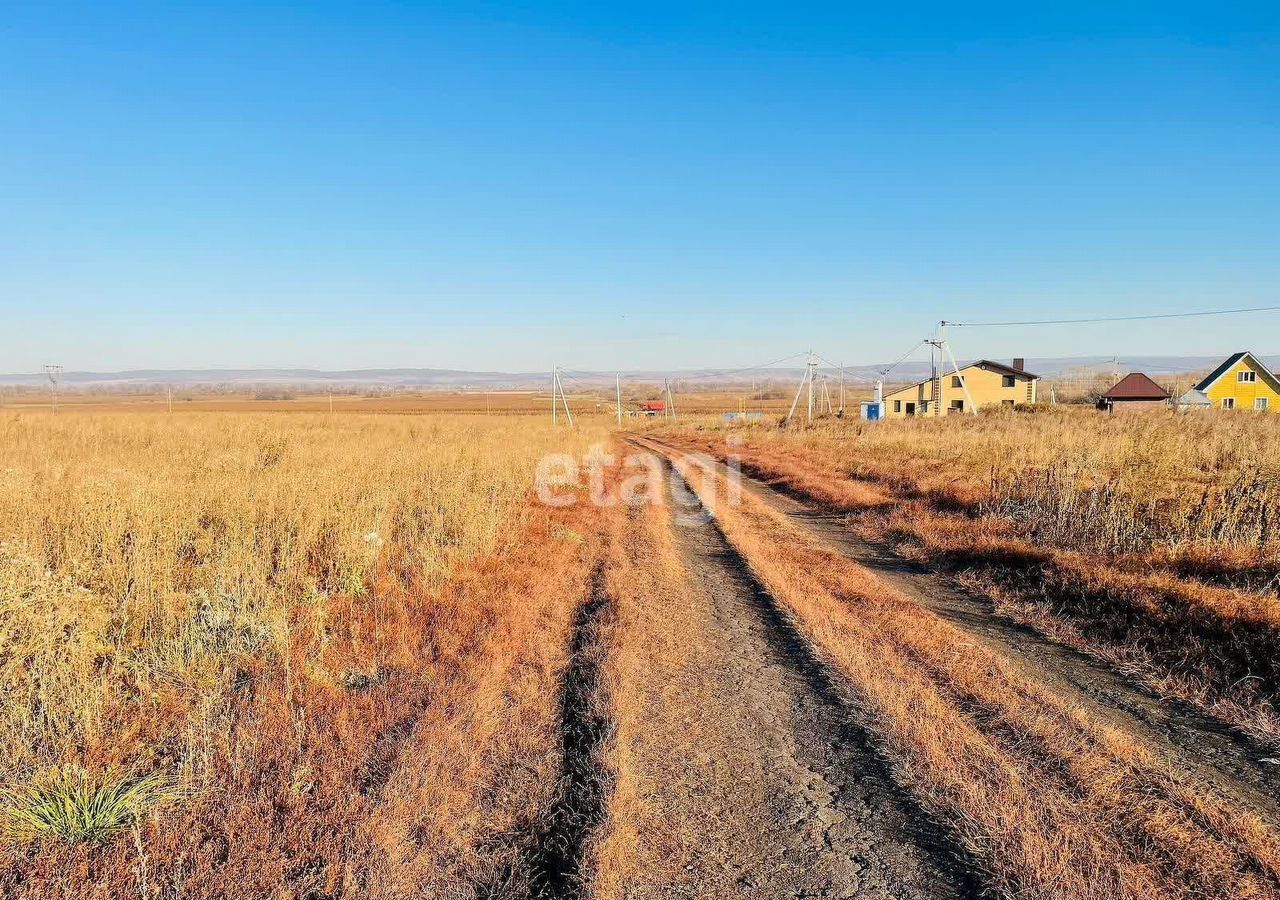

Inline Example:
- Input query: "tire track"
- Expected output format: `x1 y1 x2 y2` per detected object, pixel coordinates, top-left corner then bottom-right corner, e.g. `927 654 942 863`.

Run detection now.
527 564 614 899
479 564 615 900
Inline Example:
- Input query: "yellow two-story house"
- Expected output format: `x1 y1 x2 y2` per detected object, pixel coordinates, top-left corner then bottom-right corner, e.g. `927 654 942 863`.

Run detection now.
881 359 1038 418
1192 351 1280 413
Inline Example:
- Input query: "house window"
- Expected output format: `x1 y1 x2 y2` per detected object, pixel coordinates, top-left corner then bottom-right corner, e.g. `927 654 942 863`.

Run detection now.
1002 375 1016 388
894 400 902 413
1238 371 1257 383
1256 397 1269 411
905 402 916 415
1223 398 1236 410
1003 399 1016 408
950 399 964 411
951 375 964 388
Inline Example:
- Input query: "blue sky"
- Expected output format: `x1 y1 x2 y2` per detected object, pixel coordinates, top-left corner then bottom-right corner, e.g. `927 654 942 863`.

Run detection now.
2 2 1277 372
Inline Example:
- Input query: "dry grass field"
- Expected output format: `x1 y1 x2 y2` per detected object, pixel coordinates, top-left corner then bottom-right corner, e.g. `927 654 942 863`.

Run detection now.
0 384 863 418
5 401 1280 899
0 409 612 896
1 389 557 415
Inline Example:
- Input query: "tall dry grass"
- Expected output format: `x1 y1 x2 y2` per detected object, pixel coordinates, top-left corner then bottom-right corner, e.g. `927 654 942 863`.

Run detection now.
0 410 602 812
676 405 1280 564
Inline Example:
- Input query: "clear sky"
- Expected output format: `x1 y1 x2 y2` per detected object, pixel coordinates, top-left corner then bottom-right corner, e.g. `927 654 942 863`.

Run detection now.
2 2 1277 372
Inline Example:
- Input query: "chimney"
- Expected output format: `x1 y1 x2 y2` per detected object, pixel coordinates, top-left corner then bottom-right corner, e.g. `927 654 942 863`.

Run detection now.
1012 358 1025 372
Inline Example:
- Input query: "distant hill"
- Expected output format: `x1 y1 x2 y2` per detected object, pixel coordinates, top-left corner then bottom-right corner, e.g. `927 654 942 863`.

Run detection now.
0 355 1274 389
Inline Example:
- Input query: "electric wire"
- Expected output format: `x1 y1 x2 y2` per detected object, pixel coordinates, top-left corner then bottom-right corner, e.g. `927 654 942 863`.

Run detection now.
877 339 928 377
561 350 811 387
944 304 1280 328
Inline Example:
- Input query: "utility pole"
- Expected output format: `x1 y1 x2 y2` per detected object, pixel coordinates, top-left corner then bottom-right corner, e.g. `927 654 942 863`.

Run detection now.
936 322 978 415
806 351 815 424
664 378 676 420
167 385 173 414
615 374 622 427
838 363 845 416
43 365 63 414
786 351 818 425
552 367 575 426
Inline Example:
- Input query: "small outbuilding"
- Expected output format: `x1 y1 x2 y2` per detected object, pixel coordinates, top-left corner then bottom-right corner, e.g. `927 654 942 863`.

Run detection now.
1097 373 1170 413
1176 388 1213 411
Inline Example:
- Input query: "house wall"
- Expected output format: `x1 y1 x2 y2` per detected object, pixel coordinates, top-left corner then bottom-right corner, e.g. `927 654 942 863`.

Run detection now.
882 382 927 418
1202 358 1280 412
881 365 1036 418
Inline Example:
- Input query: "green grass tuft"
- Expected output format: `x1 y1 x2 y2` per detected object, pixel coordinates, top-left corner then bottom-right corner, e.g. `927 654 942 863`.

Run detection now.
1 766 179 844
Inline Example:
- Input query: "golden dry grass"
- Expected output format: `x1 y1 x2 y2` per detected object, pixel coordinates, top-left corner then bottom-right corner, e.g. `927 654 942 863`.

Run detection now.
0 409 616 897
669 405 1280 554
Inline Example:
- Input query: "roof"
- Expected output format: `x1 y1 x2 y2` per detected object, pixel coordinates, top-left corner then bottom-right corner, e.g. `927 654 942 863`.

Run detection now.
882 359 1039 399
1193 351 1280 394
1102 373 1170 401
1177 389 1212 407
972 359 1040 380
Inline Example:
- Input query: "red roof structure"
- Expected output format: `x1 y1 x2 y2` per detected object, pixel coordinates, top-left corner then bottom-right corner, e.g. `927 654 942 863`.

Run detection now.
1101 373 1170 401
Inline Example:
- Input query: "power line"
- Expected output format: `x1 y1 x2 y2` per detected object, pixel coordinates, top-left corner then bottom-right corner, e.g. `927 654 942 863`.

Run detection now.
877 340 927 377
555 371 606 396
944 304 1280 328
696 348 814 378
563 350 811 384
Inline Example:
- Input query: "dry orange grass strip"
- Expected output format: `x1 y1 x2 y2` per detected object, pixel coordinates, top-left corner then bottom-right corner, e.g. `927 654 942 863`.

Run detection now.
668 447 1280 900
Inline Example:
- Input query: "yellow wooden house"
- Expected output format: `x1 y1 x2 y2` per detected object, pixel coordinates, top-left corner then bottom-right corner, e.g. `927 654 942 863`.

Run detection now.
1191 351 1280 413
881 359 1038 418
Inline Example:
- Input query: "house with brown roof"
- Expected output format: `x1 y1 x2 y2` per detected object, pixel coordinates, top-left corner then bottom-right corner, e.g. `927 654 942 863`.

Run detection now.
1097 373 1171 414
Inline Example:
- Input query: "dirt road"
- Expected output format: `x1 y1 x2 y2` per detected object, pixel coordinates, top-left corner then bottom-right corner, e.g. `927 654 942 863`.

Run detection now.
596 460 979 899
